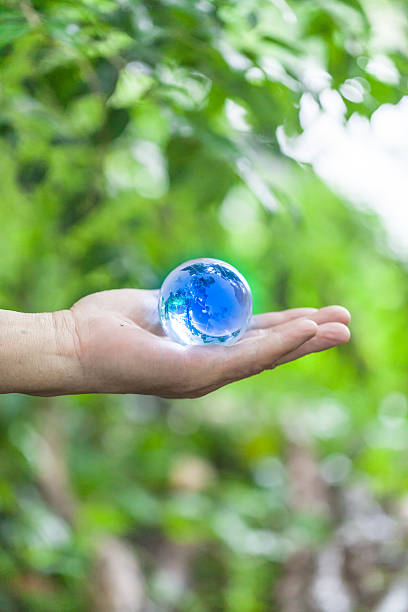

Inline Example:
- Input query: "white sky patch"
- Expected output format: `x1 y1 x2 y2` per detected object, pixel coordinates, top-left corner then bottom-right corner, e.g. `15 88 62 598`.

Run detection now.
236 157 279 211
366 55 400 85
225 99 251 131
278 92 408 259
270 0 297 24
217 41 252 71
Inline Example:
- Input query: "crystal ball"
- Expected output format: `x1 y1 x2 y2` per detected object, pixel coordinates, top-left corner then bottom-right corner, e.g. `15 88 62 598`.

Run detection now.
159 258 253 346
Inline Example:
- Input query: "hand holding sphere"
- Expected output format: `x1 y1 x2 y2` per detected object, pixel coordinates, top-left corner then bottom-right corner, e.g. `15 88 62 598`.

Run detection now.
54 261 351 398
1 281 350 397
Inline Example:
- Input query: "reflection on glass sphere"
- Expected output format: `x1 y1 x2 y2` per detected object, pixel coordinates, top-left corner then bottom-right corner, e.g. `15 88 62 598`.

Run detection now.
159 258 253 346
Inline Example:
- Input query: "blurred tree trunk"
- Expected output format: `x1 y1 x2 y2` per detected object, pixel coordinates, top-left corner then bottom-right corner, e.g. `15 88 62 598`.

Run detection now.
35 403 77 524
277 443 353 612
92 537 146 612
34 402 146 611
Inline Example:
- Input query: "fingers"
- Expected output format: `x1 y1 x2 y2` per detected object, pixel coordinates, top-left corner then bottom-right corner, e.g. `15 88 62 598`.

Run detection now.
189 320 349 397
159 314 350 398
176 318 318 397
275 322 351 366
310 305 351 326
223 318 318 381
250 305 351 330
250 308 318 329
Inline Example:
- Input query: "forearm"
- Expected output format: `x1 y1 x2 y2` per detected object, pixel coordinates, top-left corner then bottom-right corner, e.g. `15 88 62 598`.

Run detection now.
0 309 83 396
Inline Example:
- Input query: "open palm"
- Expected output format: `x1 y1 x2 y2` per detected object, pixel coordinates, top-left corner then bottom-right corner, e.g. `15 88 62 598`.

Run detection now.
69 289 351 398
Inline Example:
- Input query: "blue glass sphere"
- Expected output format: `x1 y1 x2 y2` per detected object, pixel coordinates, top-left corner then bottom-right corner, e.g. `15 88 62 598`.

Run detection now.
159 258 253 346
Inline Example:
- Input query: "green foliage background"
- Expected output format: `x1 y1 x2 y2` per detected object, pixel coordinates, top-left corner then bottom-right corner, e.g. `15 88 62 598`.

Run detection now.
0 0 408 610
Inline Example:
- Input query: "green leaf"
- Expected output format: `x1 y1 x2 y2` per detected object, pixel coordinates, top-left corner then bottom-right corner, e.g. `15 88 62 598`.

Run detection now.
0 20 29 49
339 0 370 25
261 34 301 56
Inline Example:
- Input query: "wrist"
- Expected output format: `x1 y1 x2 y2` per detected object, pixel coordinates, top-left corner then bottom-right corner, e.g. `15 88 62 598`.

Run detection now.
0 309 85 396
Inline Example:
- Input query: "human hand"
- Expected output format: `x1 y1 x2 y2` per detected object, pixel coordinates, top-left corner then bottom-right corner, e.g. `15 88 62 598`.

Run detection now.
59 289 351 398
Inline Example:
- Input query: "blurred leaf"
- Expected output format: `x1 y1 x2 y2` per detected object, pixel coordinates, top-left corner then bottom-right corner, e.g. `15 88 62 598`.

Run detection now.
0 18 29 49
261 35 302 56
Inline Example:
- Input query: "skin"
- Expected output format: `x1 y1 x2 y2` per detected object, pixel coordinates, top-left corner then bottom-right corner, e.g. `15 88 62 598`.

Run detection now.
0 289 350 398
